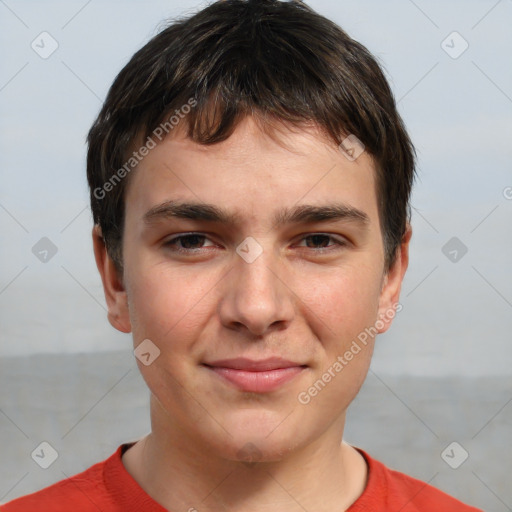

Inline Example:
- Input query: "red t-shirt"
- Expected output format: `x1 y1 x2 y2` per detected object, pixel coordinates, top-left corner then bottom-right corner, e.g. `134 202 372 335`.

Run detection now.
1 443 482 511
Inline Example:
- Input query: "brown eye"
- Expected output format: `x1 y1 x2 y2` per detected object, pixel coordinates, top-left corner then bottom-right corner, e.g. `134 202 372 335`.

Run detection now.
297 234 347 252
164 233 215 253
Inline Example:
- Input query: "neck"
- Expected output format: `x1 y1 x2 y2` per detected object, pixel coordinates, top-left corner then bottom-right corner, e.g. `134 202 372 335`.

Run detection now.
122 395 368 512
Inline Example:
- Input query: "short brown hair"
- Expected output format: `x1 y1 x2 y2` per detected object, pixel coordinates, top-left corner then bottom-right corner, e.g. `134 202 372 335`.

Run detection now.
87 0 416 275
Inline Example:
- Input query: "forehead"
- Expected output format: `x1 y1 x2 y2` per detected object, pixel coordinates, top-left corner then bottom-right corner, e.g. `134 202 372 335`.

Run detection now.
123 116 379 230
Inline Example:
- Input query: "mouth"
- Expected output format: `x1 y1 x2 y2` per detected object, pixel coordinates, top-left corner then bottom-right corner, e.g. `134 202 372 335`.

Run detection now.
202 357 308 393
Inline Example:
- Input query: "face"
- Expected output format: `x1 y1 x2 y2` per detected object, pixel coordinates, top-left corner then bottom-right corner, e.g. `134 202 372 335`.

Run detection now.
94 116 410 462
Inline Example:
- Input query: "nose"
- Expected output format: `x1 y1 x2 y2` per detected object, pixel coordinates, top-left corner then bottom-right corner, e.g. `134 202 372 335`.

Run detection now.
218 242 295 337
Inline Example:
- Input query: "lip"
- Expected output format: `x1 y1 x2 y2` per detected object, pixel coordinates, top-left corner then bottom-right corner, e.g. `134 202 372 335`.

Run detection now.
203 357 307 393
205 357 304 371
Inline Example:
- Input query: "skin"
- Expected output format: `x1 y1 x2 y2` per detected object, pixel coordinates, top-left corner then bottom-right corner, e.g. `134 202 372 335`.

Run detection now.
92 115 411 512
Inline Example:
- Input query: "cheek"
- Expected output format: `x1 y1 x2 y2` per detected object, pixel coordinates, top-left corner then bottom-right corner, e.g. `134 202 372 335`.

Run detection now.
294 269 379 414
126 267 213 417
295 264 382 343
126 264 215 346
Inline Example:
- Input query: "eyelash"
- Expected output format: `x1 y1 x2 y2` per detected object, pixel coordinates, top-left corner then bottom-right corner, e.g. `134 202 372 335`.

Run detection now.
163 232 348 255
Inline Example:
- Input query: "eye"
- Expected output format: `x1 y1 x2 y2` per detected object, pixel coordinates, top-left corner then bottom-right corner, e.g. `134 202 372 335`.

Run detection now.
164 233 216 253
296 233 348 252
163 232 348 256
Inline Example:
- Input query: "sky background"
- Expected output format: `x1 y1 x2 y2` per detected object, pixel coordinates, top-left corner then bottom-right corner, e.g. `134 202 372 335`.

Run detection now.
0 0 511 376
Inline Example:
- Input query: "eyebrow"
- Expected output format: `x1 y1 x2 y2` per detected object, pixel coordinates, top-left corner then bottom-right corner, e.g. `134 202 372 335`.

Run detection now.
142 200 370 229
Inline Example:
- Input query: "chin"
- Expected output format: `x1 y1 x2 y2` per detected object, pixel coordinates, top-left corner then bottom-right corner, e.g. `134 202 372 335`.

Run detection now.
207 411 310 464
223 435 300 464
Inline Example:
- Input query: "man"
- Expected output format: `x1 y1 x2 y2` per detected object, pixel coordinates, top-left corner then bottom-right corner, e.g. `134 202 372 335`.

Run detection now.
2 0 482 510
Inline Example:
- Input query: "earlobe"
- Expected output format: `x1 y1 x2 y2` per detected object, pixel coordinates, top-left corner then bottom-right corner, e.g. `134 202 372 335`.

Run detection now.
376 223 412 334
92 225 132 334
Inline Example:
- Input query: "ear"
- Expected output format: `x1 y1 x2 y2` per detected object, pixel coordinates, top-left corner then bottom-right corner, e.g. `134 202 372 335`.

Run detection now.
376 223 412 334
92 224 132 333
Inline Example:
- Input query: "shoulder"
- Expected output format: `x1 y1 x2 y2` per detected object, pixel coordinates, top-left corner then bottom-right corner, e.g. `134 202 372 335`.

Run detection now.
353 447 483 512
0 447 122 512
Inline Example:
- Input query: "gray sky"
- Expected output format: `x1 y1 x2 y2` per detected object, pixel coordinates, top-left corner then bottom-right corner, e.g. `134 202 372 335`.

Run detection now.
0 0 511 376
